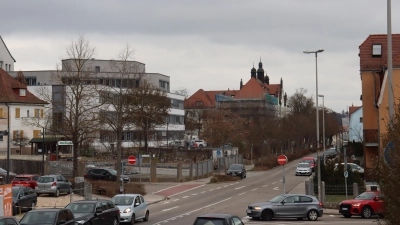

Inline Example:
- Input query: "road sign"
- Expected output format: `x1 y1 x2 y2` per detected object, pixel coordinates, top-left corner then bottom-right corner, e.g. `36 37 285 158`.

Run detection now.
141 154 150 158
128 156 136 165
58 141 73 145
344 171 348 178
277 155 288 165
216 150 221 155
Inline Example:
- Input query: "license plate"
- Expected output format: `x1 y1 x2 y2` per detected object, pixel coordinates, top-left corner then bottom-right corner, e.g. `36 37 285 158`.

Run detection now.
342 208 348 210
246 209 251 213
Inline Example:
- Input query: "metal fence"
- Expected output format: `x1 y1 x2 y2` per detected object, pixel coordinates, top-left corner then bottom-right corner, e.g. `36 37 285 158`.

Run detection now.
214 155 243 174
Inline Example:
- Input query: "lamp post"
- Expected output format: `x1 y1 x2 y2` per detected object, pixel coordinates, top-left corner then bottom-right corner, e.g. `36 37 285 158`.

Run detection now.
318 95 326 164
40 128 45 176
304 48 324 201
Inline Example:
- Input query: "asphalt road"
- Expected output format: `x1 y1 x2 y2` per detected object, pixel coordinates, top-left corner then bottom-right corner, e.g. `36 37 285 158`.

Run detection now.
146 157 321 225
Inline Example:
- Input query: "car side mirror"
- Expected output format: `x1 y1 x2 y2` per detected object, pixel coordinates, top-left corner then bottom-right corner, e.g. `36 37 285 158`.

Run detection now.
59 220 66 224
374 197 380 201
135 202 140 207
96 208 103 213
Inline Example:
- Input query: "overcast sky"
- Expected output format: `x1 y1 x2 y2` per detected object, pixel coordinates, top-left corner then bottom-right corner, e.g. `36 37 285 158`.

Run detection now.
1 0 399 113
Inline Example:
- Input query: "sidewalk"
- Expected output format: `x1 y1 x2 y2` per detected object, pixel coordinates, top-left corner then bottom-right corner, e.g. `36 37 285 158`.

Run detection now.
289 181 340 215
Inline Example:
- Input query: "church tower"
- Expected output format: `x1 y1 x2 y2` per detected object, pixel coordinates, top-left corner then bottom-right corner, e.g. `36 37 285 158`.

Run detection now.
250 63 256 78
257 60 265 83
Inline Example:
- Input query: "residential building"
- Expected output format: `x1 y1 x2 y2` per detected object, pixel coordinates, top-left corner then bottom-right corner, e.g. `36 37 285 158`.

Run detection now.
0 36 15 72
0 69 48 155
348 106 363 143
359 34 400 180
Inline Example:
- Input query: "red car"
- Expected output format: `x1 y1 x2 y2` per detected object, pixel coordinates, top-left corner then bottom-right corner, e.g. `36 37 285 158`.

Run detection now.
339 191 384 218
301 157 316 172
12 174 40 189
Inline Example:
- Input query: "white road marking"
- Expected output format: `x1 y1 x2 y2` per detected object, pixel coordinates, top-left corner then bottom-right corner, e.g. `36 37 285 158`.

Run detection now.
273 187 279 190
162 206 178 212
216 187 221 189
235 186 245 190
173 199 179 201
169 184 205 197
201 191 206 193
163 201 170 204
224 185 229 187
272 182 277 184
192 193 197 195
182 196 189 198
251 188 258 191
238 192 246 195
262 185 268 187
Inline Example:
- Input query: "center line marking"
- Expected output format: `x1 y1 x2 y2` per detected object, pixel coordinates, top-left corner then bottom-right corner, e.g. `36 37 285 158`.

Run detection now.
272 182 276 184
162 206 178 212
192 193 197 195
182 196 189 198
262 185 268 187
209 189 214 191
216 187 221 189
251 188 258 191
201 191 206 193
235 186 245 190
238 192 246 195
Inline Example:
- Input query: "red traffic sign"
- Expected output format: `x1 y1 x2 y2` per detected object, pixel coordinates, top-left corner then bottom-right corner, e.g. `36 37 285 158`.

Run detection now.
277 155 288 165
128 156 136 165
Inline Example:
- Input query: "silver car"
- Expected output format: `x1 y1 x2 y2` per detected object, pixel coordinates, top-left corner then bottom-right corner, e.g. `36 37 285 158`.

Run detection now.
247 194 323 221
35 174 72 197
111 194 149 224
295 163 312 176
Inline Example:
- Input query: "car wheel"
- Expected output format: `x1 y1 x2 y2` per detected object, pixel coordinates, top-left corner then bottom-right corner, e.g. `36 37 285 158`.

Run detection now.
54 189 60 197
307 210 319 221
241 174 244 179
112 217 118 225
297 217 303 220
143 210 149 221
130 214 135 225
342 214 352 218
30 201 36 211
261 209 273 221
361 206 372 219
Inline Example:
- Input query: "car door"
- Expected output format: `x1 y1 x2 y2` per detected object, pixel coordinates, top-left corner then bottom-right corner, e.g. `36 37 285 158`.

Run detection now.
298 196 314 217
101 201 113 224
61 175 70 192
134 196 145 219
19 188 30 209
370 193 384 213
277 196 301 217
93 202 106 225
64 209 76 224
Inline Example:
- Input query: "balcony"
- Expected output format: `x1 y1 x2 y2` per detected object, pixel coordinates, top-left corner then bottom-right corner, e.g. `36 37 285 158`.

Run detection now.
364 129 379 146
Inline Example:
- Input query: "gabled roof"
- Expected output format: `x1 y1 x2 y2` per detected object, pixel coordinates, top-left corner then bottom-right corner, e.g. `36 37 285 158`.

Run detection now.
349 106 361 117
359 34 400 71
234 77 269 99
0 69 47 104
0 36 16 62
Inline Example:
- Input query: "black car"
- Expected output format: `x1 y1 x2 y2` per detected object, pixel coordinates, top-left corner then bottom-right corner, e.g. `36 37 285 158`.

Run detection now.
19 208 75 225
193 213 244 225
226 164 246 179
84 169 117 181
12 186 37 215
0 216 20 225
65 199 120 225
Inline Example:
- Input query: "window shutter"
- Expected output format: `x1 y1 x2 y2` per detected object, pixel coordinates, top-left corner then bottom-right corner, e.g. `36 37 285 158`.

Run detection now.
41 109 44 118
20 130 24 139
33 130 40 138
15 108 20 118
13 130 16 140
0 108 3 118
34 109 37 118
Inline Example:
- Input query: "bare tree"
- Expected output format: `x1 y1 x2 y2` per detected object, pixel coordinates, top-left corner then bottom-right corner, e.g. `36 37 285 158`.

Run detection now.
11 132 30 155
98 44 145 176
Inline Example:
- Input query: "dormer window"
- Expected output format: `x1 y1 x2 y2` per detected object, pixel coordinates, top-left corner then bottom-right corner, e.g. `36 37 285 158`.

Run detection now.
372 44 382 57
19 89 26 97
197 101 203 106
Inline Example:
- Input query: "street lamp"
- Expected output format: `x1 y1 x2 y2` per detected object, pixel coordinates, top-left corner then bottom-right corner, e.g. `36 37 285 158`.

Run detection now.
304 48 324 202
318 95 326 164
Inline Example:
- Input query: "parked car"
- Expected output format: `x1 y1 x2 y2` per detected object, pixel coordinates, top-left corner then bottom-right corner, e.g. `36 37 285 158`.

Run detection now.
192 140 207 148
193 213 244 225
35 174 72 197
12 174 40 189
111 194 149 224
339 191 384 218
334 163 364 174
120 175 130 183
84 168 117 181
247 194 323 221
169 140 185 149
301 157 316 172
19 208 76 225
0 168 16 182
12 186 37 215
0 216 20 225
325 148 338 159
295 163 312 176
65 199 120 225
226 164 246 179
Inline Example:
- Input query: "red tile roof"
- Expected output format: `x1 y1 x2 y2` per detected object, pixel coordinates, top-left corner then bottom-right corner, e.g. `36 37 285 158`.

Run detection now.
0 68 48 104
359 34 400 71
185 89 238 108
234 77 269 99
349 106 361 117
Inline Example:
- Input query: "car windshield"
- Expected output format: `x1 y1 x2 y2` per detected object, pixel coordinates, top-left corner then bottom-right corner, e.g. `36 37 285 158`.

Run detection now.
298 164 309 168
66 203 95 213
107 169 117 175
194 218 225 225
269 195 286 203
20 211 57 224
38 177 54 183
13 177 31 181
112 196 135 205
229 165 242 170
356 192 376 200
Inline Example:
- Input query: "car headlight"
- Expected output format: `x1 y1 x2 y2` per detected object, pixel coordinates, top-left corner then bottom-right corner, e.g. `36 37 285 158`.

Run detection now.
254 206 262 210
352 203 361 207
123 208 131 213
238 172 242 174
76 220 86 224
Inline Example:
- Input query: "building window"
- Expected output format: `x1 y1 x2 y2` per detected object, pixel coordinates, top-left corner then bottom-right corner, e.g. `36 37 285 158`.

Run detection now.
25 77 37 85
19 89 26 97
360 117 363 123
5 64 8 71
197 101 203 106
27 110 29 118
159 80 169 91
372 44 382 56
8 64 11 71
95 66 100 72
0 61 3 68
0 134 3 141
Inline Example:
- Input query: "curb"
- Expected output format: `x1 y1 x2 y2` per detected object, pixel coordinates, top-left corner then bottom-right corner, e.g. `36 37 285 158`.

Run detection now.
147 197 167 205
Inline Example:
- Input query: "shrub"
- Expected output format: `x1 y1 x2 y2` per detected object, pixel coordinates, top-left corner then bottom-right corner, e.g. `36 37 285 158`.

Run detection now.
209 174 240 183
88 180 146 198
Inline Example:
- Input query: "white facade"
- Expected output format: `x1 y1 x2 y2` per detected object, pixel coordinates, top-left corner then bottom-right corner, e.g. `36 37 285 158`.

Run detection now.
349 107 363 142
0 36 15 72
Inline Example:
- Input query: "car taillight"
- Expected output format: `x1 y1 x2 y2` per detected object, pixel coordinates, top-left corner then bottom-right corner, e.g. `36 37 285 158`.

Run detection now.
319 202 323 207
51 182 57 186
84 174 87 178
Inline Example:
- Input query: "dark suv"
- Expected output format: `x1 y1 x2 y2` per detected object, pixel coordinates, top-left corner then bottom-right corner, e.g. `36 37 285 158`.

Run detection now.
84 169 117 181
65 199 120 225
20 208 75 225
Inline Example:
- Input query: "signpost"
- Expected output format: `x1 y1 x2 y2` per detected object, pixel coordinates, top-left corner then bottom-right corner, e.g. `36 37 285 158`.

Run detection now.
344 146 348 199
277 155 288 194
216 150 221 174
